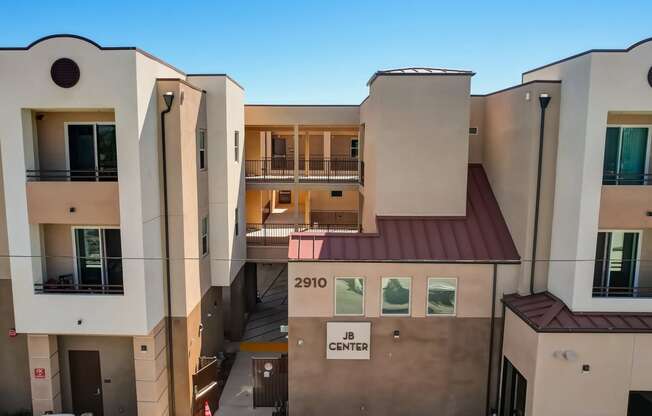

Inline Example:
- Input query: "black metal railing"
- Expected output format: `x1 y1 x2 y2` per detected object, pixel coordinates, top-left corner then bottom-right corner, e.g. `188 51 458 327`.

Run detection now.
34 282 124 295
245 159 295 182
246 223 359 246
592 286 652 298
26 168 118 182
602 171 652 185
245 158 362 183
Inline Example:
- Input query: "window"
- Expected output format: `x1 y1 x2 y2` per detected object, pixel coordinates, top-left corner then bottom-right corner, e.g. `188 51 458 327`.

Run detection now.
201 216 209 255
469 127 479 135
234 130 240 162
381 277 411 316
66 123 117 181
335 277 364 315
198 130 206 170
73 227 122 288
427 278 457 315
603 126 650 185
593 230 641 297
350 139 359 158
278 190 291 204
330 190 343 198
234 208 239 236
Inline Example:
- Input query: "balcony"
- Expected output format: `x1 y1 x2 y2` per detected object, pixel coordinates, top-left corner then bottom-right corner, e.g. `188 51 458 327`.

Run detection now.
602 171 652 186
27 168 118 181
592 285 652 298
246 223 359 246
245 158 363 184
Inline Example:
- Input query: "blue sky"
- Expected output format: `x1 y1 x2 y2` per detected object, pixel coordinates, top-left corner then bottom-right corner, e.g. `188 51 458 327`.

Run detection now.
2 1 651 103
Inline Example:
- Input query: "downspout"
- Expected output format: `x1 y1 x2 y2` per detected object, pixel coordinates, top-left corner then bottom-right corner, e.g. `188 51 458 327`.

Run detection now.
529 94 551 294
485 263 498 415
161 91 176 413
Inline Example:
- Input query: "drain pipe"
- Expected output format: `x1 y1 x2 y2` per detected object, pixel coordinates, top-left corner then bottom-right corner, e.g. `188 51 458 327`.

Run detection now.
529 93 551 294
485 263 498 415
161 91 176 413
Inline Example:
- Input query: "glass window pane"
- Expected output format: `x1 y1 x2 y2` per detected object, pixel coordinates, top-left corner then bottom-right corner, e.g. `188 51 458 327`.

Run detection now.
75 228 102 285
427 278 456 315
381 277 411 315
335 278 364 315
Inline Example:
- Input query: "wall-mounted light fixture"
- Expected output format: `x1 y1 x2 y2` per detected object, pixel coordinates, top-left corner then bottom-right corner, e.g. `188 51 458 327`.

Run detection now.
393 330 400 340
297 338 304 346
553 350 577 361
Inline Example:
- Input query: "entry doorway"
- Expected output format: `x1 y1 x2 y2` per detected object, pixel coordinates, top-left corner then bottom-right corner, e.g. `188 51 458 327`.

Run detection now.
69 350 104 415
499 357 527 416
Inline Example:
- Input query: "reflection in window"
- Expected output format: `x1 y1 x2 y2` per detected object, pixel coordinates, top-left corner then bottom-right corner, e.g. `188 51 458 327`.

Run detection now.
427 278 457 315
381 277 411 315
335 278 364 315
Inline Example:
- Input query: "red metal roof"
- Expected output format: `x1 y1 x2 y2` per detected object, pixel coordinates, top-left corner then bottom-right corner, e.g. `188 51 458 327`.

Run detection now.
288 164 520 262
504 292 652 333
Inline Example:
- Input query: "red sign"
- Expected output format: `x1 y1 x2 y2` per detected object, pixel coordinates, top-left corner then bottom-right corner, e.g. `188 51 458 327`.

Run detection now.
8 328 17 337
34 368 46 379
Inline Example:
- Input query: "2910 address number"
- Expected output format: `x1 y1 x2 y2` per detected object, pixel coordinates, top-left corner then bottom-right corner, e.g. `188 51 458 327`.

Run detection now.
294 277 327 288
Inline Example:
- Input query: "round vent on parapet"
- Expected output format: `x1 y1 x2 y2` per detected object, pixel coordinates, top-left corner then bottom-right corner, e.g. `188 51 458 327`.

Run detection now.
50 58 80 88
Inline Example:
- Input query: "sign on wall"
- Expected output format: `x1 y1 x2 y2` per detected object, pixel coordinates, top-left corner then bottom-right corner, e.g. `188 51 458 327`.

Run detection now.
34 368 46 379
326 322 371 360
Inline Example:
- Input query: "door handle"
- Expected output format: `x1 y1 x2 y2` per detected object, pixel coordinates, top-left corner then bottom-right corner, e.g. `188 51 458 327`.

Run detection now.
94 387 101 396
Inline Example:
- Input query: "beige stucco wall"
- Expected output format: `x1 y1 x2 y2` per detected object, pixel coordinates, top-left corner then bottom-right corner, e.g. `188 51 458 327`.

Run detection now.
289 261 518 318
599 186 652 229
156 79 210 318
481 82 561 294
35 111 115 170
309 190 358 212
27 181 120 225
523 40 652 312
503 309 652 415
0 156 10 280
360 74 470 230
188 75 246 287
245 105 359 126
58 335 137 416
42 224 74 282
468 96 485 163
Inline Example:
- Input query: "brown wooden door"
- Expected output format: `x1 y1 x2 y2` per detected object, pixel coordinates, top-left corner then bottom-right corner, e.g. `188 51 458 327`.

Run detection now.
69 350 103 416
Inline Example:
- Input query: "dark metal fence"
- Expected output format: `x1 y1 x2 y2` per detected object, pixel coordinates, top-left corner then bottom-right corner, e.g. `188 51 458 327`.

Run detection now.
34 282 124 295
246 223 359 245
26 168 118 181
252 355 288 408
245 158 362 183
592 286 652 298
602 171 651 185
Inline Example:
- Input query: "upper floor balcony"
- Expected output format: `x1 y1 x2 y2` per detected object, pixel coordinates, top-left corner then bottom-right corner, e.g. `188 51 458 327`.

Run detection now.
245 158 363 184
25 112 120 225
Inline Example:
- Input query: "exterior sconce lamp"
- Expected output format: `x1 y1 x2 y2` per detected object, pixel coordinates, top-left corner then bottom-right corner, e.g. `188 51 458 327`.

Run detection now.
163 91 174 111
553 350 577 361
393 330 400 340
297 338 304 346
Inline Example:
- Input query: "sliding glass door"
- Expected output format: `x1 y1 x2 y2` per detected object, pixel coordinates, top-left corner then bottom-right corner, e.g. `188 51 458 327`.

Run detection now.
593 231 640 296
603 127 649 185
500 358 527 416
74 228 122 289
67 123 117 181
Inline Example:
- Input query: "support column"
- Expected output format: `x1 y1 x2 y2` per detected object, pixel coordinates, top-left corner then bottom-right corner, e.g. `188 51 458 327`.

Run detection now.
259 131 266 160
324 131 331 176
293 125 299 183
294 188 300 225
304 133 310 175
134 320 169 416
305 191 311 225
265 131 272 159
27 334 61 415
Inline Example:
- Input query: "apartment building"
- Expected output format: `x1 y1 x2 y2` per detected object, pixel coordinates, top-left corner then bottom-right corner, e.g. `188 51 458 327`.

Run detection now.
0 33 651 416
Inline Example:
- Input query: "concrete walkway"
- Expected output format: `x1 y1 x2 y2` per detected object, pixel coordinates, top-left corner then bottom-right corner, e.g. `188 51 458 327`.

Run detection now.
216 351 278 416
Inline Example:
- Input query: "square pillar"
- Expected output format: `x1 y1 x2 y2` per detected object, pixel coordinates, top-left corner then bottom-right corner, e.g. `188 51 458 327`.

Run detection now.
304 133 310 174
294 189 300 225
27 334 61 415
293 125 299 183
324 131 331 175
305 191 311 225
134 320 169 416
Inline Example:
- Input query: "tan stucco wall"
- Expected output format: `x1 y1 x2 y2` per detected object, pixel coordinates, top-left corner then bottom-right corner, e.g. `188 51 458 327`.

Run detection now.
599 186 652 229
42 224 74 282
35 111 115 171
0 280 31 412
289 316 493 416
0 156 10 280
503 310 652 416
245 105 359 126
469 96 485 163
27 181 120 225
481 82 561 294
360 75 470 229
289 261 514 318
58 335 137 416
157 79 210 317
309 190 359 212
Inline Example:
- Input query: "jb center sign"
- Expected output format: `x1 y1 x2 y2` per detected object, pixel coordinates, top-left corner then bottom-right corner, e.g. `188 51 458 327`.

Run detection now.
326 322 371 360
